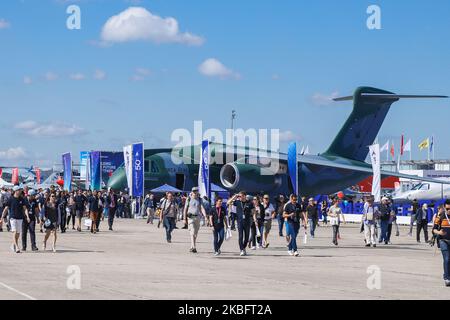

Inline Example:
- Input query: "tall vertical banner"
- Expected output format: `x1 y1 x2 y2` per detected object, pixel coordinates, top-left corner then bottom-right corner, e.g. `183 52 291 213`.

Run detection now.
198 140 210 199
89 151 101 191
132 143 144 197
62 153 72 191
287 142 298 196
79 151 89 180
11 168 19 185
369 144 381 203
100 152 125 188
85 152 91 190
123 145 132 193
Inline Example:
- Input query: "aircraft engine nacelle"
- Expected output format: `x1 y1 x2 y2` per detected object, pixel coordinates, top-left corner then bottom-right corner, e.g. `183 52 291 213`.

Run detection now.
220 162 282 193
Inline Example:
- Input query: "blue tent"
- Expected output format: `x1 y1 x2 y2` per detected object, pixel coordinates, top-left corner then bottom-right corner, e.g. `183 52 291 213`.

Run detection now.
150 184 183 193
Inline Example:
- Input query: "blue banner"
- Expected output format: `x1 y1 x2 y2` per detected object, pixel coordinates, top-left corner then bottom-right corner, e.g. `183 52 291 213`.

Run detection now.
100 152 125 188
287 142 298 196
80 151 89 180
62 153 72 191
199 140 210 199
90 151 101 191
132 143 144 197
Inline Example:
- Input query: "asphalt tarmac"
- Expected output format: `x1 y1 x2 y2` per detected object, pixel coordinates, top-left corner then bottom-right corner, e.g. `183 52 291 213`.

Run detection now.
0 218 447 300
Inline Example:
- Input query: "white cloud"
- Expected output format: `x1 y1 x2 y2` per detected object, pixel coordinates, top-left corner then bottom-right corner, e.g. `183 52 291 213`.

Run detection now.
198 58 240 79
100 7 204 46
93 69 106 80
279 130 301 143
310 91 340 106
0 147 27 160
14 121 86 137
131 67 151 81
0 19 10 29
70 73 86 81
44 72 59 81
23 76 33 85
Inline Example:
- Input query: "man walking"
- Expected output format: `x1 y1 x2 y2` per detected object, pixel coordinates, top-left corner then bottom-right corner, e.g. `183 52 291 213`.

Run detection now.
108 189 118 231
379 197 392 244
416 203 430 243
227 192 254 256
362 197 380 247
1 186 31 253
283 194 306 257
432 200 450 287
306 198 318 238
22 189 39 251
74 190 87 232
183 187 207 253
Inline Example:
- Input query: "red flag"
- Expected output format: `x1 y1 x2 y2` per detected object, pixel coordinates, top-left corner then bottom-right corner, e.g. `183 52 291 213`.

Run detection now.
401 135 404 156
11 168 19 185
390 144 395 159
35 167 41 184
0 168 2 179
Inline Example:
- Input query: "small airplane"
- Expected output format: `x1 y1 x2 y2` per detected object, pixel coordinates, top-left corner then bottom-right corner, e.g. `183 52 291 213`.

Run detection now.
392 180 450 202
107 86 450 197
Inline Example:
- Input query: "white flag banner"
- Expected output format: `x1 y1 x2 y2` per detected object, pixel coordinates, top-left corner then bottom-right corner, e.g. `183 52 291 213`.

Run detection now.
403 139 411 152
123 145 133 193
369 144 381 203
304 145 310 155
380 140 389 152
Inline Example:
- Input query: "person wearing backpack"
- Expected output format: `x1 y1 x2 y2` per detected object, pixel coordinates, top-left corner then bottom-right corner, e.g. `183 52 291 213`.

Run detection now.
362 196 380 247
183 187 207 253
379 197 392 245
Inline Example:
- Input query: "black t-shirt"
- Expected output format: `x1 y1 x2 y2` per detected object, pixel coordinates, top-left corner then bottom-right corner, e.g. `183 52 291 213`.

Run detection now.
7 196 26 220
284 202 302 224
88 196 101 213
27 198 38 221
257 204 265 223
306 205 318 220
74 195 87 211
44 204 58 223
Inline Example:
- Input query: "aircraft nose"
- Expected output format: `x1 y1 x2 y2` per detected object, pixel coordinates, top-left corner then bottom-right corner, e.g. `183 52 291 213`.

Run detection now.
107 167 127 191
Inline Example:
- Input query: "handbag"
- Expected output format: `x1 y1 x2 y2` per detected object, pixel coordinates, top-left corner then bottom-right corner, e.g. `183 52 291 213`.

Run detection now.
44 219 52 228
330 217 339 226
84 218 92 227
225 228 232 241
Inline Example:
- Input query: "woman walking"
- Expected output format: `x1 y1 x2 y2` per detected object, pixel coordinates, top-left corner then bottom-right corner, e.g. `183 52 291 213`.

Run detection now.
42 193 59 252
210 197 228 256
328 199 346 246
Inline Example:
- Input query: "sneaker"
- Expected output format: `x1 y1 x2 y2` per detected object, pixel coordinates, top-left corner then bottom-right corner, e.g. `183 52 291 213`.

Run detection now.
365 244 371 247
218 249 221 255
288 250 294 256
109 227 113 231
167 239 172 243
265 243 270 248
32 247 39 252
373 244 377 248
240 250 245 256
52 247 56 253
189 248 193 252
192 248 197 253
251 246 256 250
445 280 450 287
15 249 21 253
214 252 219 256
22 248 26 252
294 251 299 257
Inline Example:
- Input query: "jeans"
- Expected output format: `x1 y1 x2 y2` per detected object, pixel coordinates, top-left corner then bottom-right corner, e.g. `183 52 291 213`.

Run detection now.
332 224 339 244
22 219 36 249
250 222 257 247
256 222 264 246
409 215 416 234
229 212 236 230
417 220 429 242
287 222 300 252
322 213 328 225
308 218 316 237
380 220 389 243
277 214 284 236
213 227 225 253
237 219 251 251
163 216 176 241
364 223 376 245
439 240 450 280
108 207 116 229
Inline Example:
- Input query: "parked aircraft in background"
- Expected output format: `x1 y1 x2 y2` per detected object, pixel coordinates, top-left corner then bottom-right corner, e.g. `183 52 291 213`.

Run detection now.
392 180 450 202
106 87 449 197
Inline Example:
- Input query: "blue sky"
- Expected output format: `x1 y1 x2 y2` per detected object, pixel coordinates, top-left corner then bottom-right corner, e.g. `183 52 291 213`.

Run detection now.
0 0 449 168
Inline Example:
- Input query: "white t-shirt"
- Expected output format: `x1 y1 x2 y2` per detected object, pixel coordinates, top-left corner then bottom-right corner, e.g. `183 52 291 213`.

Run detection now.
264 203 275 221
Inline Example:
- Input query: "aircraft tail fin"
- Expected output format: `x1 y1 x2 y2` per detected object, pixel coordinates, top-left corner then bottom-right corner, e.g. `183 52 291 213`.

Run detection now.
326 87 447 161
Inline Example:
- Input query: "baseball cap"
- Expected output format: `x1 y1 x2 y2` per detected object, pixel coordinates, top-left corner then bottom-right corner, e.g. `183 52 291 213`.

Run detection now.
28 189 36 196
192 187 199 192
13 186 22 192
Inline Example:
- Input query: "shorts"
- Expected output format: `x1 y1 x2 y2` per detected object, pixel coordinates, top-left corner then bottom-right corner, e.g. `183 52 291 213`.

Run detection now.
44 222 57 231
188 217 200 236
264 220 272 233
76 210 84 218
10 219 23 233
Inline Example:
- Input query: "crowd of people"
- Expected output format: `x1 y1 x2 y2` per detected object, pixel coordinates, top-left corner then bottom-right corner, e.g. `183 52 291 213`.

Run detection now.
0 184 449 287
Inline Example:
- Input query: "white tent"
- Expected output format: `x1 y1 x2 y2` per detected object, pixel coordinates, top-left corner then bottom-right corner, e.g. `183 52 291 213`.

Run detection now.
0 178 13 188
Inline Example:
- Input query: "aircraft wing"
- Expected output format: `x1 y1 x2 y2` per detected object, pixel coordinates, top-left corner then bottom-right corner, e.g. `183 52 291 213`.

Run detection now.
297 155 450 185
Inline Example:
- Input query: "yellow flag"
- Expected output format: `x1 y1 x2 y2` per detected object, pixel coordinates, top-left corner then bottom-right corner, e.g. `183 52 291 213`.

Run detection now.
418 138 429 151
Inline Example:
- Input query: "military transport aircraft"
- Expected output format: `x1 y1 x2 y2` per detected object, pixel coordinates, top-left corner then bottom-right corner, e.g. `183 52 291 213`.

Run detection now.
107 87 450 196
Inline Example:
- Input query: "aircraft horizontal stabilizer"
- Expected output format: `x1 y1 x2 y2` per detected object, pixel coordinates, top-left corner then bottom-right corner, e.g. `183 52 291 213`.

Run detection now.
334 93 448 102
